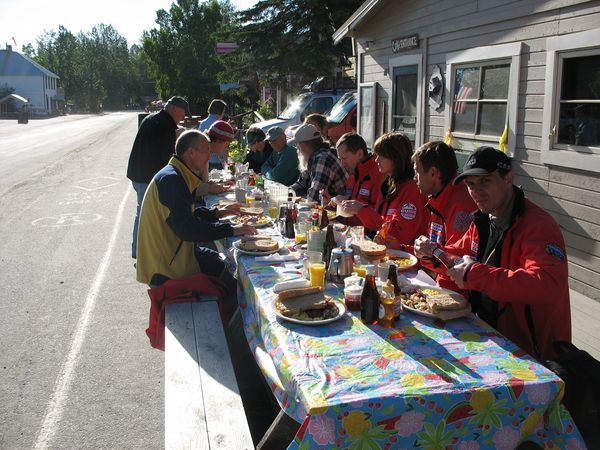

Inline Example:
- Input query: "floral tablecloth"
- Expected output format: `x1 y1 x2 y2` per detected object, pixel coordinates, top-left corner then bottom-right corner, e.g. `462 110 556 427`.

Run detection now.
232 250 585 450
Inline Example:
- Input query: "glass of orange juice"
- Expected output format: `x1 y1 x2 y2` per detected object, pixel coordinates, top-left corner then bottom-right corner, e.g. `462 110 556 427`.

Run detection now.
245 195 256 207
309 262 326 288
354 264 367 278
294 223 307 244
268 204 279 219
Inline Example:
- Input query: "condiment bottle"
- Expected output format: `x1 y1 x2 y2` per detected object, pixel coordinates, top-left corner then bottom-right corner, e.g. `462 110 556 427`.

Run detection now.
322 224 336 270
378 282 395 328
320 208 329 229
432 247 464 269
284 202 295 239
361 265 380 324
387 263 402 320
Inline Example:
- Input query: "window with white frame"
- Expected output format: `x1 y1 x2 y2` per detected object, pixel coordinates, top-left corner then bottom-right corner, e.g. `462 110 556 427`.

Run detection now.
542 29 600 172
445 43 521 156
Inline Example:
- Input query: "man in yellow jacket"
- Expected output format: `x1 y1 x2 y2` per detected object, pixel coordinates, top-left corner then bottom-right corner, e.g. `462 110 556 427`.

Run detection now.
136 130 256 287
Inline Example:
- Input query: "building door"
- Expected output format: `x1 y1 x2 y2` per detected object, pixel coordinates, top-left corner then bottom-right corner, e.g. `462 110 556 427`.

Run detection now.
392 64 419 146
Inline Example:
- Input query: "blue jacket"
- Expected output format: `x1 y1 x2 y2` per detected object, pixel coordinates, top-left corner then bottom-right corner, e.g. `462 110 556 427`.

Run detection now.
261 144 300 186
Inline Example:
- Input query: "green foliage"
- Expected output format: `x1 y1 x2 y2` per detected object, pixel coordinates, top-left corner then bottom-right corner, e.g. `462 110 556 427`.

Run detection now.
256 99 275 120
228 139 247 163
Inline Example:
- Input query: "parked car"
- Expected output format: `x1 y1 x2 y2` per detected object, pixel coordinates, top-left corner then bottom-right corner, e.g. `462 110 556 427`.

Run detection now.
326 91 357 144
254 91 346 132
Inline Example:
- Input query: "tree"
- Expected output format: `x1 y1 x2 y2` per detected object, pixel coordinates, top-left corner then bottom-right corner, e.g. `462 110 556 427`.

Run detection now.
230 0 362 92
142 0 234 113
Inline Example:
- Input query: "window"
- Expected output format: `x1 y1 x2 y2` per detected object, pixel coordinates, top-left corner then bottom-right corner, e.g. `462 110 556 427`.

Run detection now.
445 43 521 155
451 62 510 138
542 29 600 172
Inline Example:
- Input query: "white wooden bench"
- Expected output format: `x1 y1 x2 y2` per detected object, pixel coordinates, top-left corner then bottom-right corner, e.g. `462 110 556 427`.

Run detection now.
165 300 253 450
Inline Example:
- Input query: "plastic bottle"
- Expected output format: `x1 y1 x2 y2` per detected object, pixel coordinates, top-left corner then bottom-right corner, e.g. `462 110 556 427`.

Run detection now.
361 265 380 324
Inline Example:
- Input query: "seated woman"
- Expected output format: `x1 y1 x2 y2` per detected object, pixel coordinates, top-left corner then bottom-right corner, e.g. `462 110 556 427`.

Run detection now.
339 132 428 249
244 127 273 174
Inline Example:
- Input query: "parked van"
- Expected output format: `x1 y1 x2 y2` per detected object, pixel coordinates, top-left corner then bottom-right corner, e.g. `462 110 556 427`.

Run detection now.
254 91 345 132
326 91 357 144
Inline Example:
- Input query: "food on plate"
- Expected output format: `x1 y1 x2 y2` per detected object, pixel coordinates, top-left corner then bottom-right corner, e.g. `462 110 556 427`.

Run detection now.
399 287 470 320
386 255 415 267
238 236 279 252
275 287 339 321
230 215 270 226
239 206 263 216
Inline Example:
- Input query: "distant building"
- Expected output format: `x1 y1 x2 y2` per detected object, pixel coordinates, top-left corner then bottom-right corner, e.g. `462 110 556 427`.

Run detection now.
0 45 63 115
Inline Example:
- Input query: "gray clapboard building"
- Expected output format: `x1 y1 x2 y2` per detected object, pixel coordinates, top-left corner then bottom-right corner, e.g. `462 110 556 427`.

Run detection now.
335 0 600 355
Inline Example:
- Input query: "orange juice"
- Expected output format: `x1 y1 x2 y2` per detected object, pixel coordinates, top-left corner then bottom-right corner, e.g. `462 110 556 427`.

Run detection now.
295 232 307 244
309 262 326 288
246 196 256 207
268 206 278 219
354 265 367 278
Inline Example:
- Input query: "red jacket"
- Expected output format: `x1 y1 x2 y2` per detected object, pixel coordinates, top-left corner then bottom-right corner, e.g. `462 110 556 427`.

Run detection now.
341 154 385 227
439 187 571 360
357 178 428 246
405 177 476 288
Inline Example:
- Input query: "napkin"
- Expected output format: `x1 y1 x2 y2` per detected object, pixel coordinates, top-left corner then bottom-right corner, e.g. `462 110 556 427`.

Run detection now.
273 279 311 293
255 253 300 262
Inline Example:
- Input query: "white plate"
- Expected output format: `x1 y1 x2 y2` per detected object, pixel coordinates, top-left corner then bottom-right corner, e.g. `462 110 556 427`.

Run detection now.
400 286 466 318
233 240 281 256
275 301 347 326
386 249 418 271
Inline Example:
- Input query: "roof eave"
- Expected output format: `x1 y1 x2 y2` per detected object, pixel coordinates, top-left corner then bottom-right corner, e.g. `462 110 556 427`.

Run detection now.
333 0 384 44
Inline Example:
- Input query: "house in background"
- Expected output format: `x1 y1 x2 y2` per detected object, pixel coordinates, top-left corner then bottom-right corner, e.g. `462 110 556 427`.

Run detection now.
335 0 600 352
0 45 63 115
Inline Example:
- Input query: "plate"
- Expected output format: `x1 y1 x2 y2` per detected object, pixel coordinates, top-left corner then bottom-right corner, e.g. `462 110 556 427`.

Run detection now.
275 301 347 326
400 286 466 318
386 249 418 271
224 215 272 228
233 240 281 256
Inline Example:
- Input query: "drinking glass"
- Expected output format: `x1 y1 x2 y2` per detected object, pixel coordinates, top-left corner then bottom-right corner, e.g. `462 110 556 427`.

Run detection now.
309 262 326 288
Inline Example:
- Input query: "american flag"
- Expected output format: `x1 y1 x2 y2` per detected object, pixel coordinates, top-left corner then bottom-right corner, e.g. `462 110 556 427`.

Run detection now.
453 85 473 114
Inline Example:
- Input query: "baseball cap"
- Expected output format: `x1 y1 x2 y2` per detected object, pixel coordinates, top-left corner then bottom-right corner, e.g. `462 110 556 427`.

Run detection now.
166 96 191 117
266 126 285 141
208 120 235 142
287 123 322 146
454 146 512 184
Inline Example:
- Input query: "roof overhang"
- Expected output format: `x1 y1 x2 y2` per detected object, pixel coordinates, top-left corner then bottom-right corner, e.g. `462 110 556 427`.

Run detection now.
0 93 29 104
333 0 385 44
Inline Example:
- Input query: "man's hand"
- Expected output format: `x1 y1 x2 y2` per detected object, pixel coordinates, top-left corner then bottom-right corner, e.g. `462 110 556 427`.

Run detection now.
208 181 233 194
414 235 436 258
446 255 476 289
374 231 401 248
320 189 332 207
339 200 364 217
232 224 258 236
215 202 242 218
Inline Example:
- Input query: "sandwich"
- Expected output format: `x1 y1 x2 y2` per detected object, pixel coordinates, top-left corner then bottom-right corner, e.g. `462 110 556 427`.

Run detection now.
238 236 279 252
239 206 263 216
275 287 335 319
423 290 468 313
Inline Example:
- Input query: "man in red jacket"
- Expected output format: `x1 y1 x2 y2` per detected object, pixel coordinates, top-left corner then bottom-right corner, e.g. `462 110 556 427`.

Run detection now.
409 141 476 288
414 146 571 360
322 132 384 225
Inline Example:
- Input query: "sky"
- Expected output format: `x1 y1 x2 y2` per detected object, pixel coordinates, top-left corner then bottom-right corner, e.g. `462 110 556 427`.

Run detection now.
0 0 257 50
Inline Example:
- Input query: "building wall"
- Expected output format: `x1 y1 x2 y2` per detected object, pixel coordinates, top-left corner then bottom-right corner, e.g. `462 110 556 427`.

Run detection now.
355 0 600 300
0 74 57 114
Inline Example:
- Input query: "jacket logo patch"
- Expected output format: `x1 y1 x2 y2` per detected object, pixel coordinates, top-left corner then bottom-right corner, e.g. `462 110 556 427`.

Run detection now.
429 222 443 244
359 188 370 196
470 240 479 255
400 203 417 220
545 243 566 261
454 210 472 234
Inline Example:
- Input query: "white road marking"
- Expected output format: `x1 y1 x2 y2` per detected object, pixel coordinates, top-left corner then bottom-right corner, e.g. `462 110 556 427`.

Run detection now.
31 213 103 227
33 186 131 449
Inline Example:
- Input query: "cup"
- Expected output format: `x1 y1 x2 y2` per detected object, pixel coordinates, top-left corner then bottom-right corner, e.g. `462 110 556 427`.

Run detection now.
309 262 326 288
307 229 325 252
294 223 307 245
268 204 279 219
349 226 365 243
354 264 367 278
246 195 256 207
378 261 391 282
344 284 363 311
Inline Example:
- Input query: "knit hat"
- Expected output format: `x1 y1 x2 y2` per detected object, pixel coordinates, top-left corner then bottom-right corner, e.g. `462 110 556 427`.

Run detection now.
208 120 235 142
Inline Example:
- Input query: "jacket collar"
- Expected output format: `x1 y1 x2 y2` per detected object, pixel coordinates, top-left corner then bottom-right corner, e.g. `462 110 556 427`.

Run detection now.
169 156 203 192
355 153 375 179
473 185 525 225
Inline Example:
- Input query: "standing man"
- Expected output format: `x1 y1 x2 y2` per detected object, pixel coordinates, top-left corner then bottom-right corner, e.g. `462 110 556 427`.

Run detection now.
414 146 571 360
289 124 347 202
136 130 256 287
127 96 190 259
410 141 476 277
198 98 227 131
261 126 300 186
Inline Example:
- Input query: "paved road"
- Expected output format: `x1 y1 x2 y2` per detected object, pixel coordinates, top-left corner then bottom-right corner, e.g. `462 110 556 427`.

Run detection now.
0 113 163 449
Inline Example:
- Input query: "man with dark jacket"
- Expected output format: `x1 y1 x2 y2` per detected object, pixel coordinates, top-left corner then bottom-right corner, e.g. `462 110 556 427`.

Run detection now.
414 147 571 360
127 96 190 259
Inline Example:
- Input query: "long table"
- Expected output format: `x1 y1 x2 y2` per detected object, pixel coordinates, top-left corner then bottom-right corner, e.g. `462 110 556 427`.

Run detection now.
207 196 585 449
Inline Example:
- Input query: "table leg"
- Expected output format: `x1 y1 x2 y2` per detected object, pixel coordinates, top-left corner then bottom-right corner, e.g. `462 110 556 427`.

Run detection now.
256 409 300 450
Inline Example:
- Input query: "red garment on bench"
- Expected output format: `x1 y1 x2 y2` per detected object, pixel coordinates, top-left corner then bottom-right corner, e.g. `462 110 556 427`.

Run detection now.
146 273 228 351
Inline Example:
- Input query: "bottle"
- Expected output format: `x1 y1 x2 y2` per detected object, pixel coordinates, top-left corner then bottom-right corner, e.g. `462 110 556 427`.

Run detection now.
322 224 336 270
379 282 395 328
320 208 329 230
432 247 464 269
361 265 380 324
312 211 320 229
387 264 401 296
256 174 264 190
284 203 295 239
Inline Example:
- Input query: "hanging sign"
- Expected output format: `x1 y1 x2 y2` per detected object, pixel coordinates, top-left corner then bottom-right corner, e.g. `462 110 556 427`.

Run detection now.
391 34 419 53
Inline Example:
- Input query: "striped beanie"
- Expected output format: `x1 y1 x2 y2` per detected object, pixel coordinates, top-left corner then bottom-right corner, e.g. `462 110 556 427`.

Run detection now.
208 120 235 142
